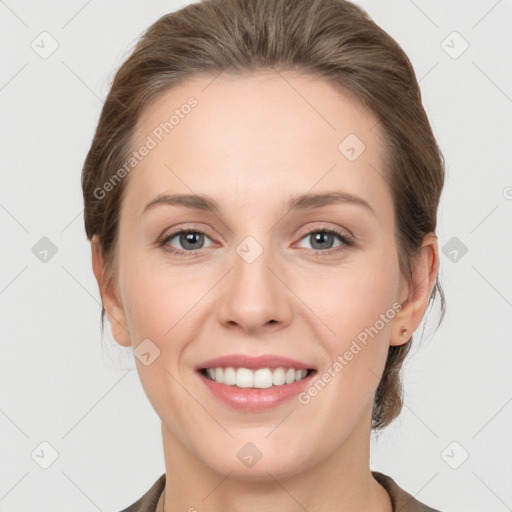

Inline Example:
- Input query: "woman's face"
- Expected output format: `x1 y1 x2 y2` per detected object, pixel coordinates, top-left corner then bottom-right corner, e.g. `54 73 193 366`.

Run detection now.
99 71 418 478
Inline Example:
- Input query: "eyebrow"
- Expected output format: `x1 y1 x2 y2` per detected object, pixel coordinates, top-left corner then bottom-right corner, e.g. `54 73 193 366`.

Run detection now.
141 191 375 217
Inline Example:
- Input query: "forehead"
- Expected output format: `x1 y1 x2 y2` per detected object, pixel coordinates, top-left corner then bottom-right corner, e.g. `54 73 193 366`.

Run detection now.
132 70 384 155
123 71 391 219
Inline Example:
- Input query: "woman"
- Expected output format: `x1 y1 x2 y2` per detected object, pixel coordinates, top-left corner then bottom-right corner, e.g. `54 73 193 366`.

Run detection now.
82 0 446 510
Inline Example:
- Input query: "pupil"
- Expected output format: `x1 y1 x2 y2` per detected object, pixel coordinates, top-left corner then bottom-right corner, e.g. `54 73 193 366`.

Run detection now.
182 232 203 249
312 232 333 250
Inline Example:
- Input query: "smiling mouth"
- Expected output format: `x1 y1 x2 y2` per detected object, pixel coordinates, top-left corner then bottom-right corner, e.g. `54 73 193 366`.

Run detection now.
199 367 316 389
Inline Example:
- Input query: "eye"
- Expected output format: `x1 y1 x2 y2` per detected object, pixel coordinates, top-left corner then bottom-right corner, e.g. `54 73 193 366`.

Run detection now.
295 228 353 254
158 227 353 257
159 229 214 256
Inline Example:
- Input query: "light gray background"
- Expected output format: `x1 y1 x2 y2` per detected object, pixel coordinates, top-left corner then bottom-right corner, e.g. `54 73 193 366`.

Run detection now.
1 0 511 511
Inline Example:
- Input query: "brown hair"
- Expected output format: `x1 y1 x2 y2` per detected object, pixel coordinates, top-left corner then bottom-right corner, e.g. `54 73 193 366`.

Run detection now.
82 0 446 431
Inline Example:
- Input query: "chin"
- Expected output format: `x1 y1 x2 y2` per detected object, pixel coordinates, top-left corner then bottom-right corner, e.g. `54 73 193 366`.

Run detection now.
199 441 317 482
210 458 304 481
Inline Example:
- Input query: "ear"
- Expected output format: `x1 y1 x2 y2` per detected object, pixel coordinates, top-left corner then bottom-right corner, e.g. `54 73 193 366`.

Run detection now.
90 235 132 347
390 232 439 347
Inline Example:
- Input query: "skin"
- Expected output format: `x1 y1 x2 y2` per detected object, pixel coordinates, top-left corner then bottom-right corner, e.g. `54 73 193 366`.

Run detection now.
91 70 439 512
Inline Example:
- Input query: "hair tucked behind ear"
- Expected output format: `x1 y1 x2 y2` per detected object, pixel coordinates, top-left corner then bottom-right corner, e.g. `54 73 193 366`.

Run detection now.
82 0 446 431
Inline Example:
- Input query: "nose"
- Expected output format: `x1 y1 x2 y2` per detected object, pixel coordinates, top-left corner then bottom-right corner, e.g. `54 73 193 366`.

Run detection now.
216 239 293 335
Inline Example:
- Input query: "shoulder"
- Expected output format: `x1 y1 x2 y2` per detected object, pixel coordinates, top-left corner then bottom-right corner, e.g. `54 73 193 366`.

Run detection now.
372 471 445 512
117 473 166 512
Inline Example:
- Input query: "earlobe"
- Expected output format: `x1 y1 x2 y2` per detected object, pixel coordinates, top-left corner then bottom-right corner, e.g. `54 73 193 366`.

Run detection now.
390 233 439 347
90 236 132 347
389 291 413 347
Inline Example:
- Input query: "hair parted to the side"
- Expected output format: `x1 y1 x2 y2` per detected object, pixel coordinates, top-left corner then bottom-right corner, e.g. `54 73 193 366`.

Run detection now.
82 0 446 432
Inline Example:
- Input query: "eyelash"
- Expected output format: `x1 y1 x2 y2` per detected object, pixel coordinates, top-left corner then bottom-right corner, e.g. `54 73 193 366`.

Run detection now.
157 227 354 258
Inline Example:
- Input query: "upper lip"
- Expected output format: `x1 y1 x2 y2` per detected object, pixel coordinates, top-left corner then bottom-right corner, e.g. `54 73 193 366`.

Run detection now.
195 354 316 371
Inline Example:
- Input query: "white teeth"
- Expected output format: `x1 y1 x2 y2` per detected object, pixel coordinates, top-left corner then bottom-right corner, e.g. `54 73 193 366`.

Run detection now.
204 366 309 388
253 368 273 388
285 368 295 384
296 370 307 381
236 368 254 388
223 367 236 386
272 367 286 386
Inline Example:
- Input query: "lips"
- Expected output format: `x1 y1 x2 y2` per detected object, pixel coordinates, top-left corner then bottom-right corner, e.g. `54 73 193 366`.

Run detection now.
195 354 316 371
195 354 317 411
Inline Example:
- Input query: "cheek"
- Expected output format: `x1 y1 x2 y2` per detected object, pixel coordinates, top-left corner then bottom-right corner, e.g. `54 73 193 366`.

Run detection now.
301 248 399 380
118 246 178 341
122 271 188 343
293 264 399 432
118 253 200 422
305 250 399 339
119 249 215 355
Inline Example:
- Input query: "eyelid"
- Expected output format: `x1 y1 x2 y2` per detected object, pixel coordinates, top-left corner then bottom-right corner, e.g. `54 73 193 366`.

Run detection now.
158 223 216 242
294 222 352 241
158 223 351 243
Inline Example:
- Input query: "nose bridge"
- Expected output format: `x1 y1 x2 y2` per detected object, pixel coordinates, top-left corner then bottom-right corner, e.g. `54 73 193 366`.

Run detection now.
216 229 292 331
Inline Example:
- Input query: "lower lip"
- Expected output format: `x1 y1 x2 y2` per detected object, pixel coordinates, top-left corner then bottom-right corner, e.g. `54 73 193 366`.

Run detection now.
197 370 315 411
